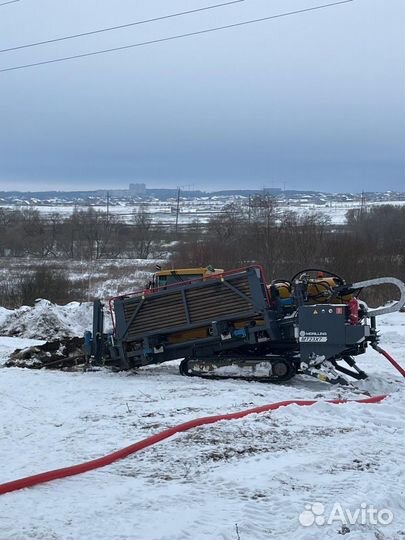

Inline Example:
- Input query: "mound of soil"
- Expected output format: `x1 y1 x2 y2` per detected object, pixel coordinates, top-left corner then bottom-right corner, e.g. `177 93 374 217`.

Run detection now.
5 337 85 369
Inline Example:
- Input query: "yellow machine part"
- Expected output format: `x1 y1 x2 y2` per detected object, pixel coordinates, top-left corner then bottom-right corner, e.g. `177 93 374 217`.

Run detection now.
272 277 353 304
154 266 224 288
167 320 264 345
306 277 353 304
155 267 223 278
272 282 291 299
167 327 209 344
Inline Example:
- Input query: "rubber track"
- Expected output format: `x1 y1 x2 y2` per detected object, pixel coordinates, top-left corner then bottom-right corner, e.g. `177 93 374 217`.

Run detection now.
0 395 386 496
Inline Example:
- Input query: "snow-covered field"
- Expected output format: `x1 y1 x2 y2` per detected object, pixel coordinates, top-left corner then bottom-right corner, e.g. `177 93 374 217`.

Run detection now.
0 313 404 540
3 199 404 225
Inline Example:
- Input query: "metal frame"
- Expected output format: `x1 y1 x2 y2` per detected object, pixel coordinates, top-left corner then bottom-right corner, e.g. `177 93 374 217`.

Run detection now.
113 267 269 343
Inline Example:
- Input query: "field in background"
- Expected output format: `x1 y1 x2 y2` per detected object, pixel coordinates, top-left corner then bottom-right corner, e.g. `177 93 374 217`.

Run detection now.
2 197 405 225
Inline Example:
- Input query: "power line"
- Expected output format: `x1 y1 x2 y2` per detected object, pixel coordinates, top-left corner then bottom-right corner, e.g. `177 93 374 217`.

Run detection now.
0 1 354 74
0 0 245 54
0 0 20 6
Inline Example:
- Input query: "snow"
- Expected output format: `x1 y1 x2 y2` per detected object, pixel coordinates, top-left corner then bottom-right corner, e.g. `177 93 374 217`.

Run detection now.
0 313 403 539
0 299 93 340
0 306 12 327
2 199 404 225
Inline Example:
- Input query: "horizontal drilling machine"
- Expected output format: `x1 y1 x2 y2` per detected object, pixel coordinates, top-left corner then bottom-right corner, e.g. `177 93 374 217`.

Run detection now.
86 265 405 385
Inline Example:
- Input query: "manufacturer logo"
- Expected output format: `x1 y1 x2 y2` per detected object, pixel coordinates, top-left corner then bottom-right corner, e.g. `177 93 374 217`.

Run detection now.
299 331 328 343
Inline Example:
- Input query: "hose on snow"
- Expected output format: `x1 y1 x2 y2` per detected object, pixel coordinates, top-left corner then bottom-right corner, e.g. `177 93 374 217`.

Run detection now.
373 343 405 378
0 395 386 496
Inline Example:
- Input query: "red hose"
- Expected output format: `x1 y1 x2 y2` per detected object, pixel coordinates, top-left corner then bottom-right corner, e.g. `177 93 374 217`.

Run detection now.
373 344 405 378
0 395 385 496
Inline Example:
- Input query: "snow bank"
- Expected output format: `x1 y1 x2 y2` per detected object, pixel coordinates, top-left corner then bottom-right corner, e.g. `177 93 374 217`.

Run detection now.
0 306 12 327
0 299 93 340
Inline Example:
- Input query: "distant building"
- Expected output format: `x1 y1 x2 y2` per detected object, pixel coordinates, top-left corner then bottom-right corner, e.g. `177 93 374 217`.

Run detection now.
129 183 146 195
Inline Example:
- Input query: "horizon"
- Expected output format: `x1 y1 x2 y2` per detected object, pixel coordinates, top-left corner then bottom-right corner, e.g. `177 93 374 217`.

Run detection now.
0 185 404 196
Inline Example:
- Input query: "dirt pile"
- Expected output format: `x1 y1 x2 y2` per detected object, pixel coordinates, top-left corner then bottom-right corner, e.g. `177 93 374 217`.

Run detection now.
5 337 85 369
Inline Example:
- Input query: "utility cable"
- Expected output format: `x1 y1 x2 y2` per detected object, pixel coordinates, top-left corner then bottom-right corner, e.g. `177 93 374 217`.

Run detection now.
0 1 354 74
0 0 20 6
0 0 245 54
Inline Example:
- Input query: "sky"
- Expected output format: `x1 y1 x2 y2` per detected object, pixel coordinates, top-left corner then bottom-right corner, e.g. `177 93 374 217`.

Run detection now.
0 0 404 193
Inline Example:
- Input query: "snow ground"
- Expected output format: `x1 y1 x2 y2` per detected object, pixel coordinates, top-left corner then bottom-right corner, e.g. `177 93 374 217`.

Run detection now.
3 199 404 225
0 314 404 540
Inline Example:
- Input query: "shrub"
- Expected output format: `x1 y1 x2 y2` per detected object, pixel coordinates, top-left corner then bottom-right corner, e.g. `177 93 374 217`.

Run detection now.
17 267 76 306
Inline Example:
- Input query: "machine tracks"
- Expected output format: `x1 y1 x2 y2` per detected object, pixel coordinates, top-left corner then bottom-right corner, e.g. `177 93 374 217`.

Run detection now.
179 356 296 383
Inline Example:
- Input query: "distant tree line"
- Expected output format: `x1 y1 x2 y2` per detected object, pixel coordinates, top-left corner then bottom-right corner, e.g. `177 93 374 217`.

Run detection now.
0 207 166 260
172 197 405 306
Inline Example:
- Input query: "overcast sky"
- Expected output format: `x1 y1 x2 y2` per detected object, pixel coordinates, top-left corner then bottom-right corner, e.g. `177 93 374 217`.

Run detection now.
0 0 403 193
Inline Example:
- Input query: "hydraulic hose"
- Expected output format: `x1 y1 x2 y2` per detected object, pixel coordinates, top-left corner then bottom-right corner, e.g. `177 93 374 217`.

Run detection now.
372 344 405 378
0 395 386 496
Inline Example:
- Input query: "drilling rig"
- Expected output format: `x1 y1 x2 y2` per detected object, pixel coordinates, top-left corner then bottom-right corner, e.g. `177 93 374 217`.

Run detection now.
86 265 405 385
